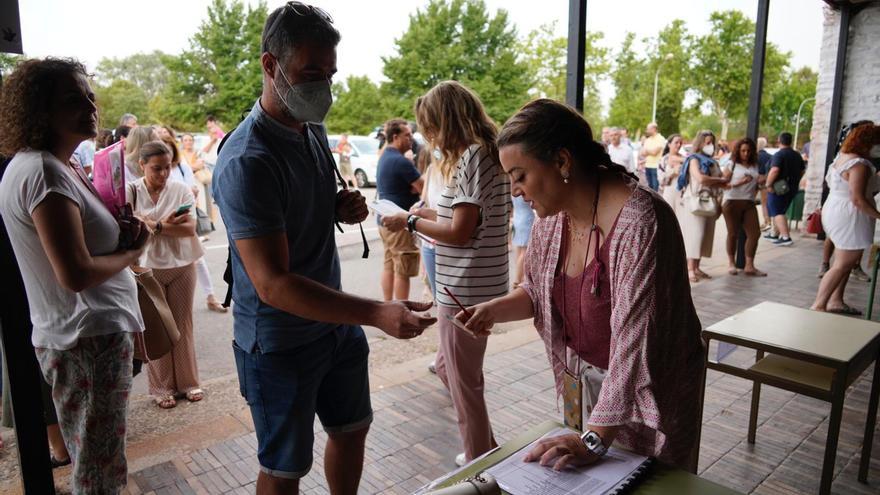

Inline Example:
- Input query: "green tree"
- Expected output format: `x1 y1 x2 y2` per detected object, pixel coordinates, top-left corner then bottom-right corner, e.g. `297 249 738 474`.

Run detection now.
325 76 395 135
94 51 169 100
157 0 267 130
0 53 24 76
692 10 788 139
762 66 818 142
518 22 609 133
94 79 152 129
381 0 531 124
646 20 692 136
607 33 651 134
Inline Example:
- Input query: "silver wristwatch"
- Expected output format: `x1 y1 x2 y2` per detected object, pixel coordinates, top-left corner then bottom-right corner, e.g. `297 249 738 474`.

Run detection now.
580 430 608 457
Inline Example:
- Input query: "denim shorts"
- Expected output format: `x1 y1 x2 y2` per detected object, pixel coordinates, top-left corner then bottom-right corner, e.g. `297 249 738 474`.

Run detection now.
767 192 793 217
232 325 373 479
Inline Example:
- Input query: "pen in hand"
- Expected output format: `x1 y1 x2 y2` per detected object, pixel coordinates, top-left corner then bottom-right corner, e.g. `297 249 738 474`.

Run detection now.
443 287 472 318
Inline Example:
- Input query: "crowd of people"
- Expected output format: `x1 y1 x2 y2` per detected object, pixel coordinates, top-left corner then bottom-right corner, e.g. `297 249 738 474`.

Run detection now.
1 2 879 495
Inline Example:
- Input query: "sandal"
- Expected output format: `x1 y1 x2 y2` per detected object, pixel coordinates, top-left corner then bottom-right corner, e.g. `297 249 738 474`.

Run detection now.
51 455 71 469
185 389 204 402
728 267 739 275
155 395 176 409
696 270 712 280
688 270 700 283
827 304 862 316
744 269 767 277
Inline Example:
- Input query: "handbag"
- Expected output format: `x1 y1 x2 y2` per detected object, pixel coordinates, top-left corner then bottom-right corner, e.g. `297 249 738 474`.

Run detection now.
772 179 790 196
132 268 181 361
806 208 823 235
194 168 213 186
195 206 215 236
686 187 719 217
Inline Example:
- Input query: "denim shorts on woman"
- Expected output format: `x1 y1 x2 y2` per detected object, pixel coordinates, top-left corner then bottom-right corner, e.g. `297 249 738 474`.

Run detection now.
232 325 373 479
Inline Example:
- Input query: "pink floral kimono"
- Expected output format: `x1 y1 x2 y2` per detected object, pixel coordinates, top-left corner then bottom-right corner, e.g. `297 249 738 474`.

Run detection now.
520 179 705 470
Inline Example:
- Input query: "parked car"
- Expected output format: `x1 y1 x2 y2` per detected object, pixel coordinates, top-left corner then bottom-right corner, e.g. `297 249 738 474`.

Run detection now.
326 135 382 188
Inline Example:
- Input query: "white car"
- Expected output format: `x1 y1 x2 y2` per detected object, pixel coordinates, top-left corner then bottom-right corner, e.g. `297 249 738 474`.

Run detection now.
326 134 381 188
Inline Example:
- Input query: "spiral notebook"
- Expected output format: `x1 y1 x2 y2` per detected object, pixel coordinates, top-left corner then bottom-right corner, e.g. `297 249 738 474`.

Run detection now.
485 428 654 495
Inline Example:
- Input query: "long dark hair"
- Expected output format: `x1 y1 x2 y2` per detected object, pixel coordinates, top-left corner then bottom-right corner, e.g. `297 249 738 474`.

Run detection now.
731 137 757 166
662 133 682 157
497 99 634 179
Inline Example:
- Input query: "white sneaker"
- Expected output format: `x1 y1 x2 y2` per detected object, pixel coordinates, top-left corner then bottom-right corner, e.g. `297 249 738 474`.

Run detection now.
455 453 467 467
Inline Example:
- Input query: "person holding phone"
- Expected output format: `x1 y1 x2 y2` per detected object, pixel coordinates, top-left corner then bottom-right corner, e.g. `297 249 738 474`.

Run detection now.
128 140 205 409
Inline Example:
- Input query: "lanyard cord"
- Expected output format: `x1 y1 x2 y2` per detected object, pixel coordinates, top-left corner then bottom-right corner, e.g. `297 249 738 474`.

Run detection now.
561 174 602 377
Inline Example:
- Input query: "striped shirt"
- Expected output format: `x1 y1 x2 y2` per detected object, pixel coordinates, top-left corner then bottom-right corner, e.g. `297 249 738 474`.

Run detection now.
435 144 511 308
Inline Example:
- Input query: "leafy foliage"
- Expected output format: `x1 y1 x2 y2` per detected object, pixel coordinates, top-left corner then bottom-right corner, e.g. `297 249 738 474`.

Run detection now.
381 0 531 124
325 76 395 135
156 0 267 130
761 66 818 142
691 10 789 139
518 22 609 134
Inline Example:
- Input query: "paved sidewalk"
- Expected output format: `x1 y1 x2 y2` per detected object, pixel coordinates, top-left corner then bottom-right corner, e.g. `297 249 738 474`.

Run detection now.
114 231 880 494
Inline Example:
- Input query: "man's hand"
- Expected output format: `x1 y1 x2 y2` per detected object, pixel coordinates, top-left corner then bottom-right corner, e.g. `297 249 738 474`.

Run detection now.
336 189 368 224
523 433 600 471
373 301 437 339
382 212 408 232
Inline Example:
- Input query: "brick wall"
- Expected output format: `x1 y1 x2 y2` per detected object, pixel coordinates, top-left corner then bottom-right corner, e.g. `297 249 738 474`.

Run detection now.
803 3 880 215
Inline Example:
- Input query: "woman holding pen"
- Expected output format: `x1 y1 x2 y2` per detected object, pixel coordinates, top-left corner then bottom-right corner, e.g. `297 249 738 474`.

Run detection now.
383 81 511 466
456 99 704 472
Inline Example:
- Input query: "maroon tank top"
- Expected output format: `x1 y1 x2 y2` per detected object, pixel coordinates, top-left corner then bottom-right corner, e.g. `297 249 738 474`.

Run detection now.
551 217 616 370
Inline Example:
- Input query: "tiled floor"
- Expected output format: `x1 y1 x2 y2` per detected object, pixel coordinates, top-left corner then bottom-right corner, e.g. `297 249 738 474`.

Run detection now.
124 238 880 494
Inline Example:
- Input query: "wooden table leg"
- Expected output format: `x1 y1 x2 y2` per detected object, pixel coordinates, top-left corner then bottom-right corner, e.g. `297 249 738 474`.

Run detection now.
820 370 846 495
748 350 764 444
859 358 880 482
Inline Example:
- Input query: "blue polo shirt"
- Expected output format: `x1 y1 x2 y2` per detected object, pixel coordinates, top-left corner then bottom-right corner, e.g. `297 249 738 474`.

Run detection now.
213 99 341 353
376 147 421 210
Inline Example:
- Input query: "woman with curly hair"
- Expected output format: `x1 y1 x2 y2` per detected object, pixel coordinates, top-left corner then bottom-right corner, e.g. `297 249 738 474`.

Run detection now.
812 124 880 314
0 58 148 493
720 138 765 276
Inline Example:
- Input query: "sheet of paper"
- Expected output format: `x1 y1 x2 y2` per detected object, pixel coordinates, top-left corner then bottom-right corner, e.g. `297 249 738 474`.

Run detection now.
368 199 408 217
486 428 648 495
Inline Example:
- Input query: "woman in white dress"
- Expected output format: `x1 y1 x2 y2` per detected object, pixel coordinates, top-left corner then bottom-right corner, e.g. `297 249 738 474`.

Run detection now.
812 124 880 314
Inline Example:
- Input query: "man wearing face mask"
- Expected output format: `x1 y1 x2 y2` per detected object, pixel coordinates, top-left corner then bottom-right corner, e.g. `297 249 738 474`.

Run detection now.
212 3 437 494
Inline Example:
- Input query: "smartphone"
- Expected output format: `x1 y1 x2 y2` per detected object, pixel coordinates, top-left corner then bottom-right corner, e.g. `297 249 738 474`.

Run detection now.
174 203 193 217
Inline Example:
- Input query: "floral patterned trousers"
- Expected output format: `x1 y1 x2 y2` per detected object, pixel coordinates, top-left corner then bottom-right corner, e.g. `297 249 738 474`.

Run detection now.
36 332 134 495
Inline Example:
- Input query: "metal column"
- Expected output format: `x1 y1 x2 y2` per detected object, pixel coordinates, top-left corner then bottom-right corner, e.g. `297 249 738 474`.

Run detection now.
565 0 587 113
739 0 770 268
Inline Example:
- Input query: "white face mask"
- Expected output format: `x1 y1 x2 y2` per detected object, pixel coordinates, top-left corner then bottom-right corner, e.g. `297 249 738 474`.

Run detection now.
870 145 880 158
272 62 333 123
702 144 715 156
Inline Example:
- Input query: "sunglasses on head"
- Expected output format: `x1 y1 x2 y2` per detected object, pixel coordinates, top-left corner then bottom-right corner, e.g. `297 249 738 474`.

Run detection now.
262 1 334 52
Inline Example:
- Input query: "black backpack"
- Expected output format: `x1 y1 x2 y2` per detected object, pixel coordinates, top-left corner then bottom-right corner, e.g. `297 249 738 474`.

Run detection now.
216 114 369 309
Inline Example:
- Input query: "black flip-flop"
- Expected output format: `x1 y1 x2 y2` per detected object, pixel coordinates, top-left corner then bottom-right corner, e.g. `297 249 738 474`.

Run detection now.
51 455 71 469
827 305 863 316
